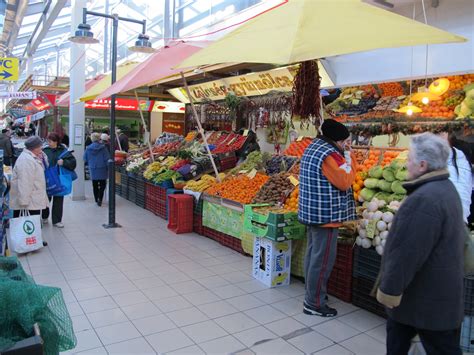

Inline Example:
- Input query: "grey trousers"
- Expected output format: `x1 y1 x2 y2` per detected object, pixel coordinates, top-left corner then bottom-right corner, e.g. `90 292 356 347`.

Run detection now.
304 226 338 309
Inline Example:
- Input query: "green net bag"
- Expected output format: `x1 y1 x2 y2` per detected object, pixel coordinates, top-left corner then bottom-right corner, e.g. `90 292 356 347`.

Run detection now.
0 257 77 354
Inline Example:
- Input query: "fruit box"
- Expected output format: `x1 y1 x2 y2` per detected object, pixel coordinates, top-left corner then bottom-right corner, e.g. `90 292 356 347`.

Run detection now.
245 221 306 241
244 204 300 227
252 237 291 287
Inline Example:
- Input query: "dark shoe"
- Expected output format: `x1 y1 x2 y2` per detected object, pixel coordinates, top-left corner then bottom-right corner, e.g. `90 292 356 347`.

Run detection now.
303 303 337 317
42 241 48 247
97 200 102 207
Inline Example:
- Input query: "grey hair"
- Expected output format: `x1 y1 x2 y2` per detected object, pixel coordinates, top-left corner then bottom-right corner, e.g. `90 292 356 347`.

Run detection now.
410 132 450 171
91 132 101 142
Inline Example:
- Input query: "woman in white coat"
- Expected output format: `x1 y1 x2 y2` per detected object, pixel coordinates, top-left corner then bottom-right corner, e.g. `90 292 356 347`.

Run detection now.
10 136 49 246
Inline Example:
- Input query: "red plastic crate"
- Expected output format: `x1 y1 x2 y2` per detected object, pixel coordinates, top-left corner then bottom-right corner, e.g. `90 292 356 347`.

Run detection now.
155 199 168 220
193 213 203 235
201 226 246 255
146 182 167 202
219 156 238 171
333 242 354 271
327 267 352 302
167 194 194 234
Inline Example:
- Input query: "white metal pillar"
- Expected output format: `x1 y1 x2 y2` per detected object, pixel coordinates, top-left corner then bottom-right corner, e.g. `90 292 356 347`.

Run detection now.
69 0 87 201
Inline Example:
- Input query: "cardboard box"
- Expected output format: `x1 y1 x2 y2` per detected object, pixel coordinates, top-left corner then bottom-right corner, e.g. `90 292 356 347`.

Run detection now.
252 237 291 287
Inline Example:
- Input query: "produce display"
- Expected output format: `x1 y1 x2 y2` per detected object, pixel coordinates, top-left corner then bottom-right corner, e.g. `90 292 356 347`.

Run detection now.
155 132 183 145
184 131 198 142
283 137 313 157
211 133 247 154
356 198 401 255
253 173 294 204
265 156 298 175
360 149 400 171
143 141 182 159
184 173 225 192
206 173 269 204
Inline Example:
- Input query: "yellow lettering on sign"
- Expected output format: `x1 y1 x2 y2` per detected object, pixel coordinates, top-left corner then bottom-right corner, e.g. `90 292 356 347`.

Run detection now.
0 57 19 81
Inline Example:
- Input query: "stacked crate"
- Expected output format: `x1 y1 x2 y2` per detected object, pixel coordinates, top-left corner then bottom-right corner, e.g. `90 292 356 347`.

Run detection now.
327 242 354 303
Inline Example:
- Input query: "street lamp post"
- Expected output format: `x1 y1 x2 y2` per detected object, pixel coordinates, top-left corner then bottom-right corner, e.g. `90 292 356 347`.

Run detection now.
70 8 154 229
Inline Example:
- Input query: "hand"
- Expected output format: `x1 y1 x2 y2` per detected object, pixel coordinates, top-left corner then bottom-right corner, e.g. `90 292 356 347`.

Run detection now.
57 159 64 166
342 137 352 151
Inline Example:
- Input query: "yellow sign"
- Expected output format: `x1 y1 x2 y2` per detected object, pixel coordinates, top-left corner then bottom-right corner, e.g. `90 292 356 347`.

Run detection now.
0 57 19 81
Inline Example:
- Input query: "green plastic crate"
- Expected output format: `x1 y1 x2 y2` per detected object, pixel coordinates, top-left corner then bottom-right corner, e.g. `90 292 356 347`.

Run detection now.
244 204 299 227
245 220 306 241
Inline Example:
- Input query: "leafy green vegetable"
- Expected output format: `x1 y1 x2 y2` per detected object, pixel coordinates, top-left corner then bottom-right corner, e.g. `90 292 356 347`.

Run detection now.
360 187 376 201
391 180 407 194
382 168 396 182
369 165 383 179
364 178 380 189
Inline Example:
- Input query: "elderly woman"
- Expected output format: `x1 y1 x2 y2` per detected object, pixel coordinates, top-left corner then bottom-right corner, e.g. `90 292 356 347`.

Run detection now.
84 132 109 206
10 136 49 246
377 133 465 355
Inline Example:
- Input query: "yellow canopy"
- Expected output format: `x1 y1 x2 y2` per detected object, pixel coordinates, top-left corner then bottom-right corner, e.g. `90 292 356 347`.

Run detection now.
79 61 139 102
179 0 467 68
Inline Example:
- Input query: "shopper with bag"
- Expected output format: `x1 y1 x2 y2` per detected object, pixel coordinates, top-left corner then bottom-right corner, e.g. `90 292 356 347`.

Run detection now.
10 136 48 250
42 132 76 228
84 132 109 206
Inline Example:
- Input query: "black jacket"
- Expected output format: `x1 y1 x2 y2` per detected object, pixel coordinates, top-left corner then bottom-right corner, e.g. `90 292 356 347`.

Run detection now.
378 170 465 331
118 133 129 152
0 134 13 158
43 144 77 171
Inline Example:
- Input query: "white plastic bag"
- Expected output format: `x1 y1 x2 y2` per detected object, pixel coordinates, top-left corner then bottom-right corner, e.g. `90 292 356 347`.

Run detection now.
8 210 43 254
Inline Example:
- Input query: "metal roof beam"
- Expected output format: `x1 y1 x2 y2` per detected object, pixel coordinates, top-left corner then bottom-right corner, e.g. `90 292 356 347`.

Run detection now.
15 23 70 46
21 0 68 72
25 1 46 16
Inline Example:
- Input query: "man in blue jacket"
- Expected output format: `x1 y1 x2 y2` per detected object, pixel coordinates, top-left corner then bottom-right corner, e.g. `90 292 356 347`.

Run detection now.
84 132 110 206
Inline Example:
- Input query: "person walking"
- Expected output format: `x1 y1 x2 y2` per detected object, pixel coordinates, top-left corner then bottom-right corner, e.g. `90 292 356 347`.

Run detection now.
42 132 76 228
84 132 109 206
377 133 465 355
0 128 14 166
10 136 48 246
298 119 357 317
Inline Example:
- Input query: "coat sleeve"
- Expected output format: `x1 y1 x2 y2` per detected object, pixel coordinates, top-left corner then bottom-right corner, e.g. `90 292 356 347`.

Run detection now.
83 149 88 164
16 159 36 207
62 151 77 171
378 196 442 303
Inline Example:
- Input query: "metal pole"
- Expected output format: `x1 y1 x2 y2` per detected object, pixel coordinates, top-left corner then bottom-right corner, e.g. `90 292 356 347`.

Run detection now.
134 90 154 162
104 14 120 228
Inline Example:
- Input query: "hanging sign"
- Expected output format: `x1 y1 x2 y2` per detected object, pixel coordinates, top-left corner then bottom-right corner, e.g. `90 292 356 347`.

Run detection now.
0 57 19 81
151 101 185 113
0 91 37 99
84 98 154 111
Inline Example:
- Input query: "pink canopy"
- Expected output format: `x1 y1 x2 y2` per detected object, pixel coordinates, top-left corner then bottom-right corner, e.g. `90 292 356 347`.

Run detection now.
56 74 105 107
96 41 210 100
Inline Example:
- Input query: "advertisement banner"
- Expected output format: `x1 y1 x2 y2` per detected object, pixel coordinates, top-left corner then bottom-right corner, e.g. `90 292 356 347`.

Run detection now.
84 98 152 111
152 101 186 113
202 201 244 239
0 91 37 99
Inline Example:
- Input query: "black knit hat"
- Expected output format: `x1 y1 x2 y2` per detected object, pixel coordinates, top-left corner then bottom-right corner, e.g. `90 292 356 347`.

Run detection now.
321 119 350 142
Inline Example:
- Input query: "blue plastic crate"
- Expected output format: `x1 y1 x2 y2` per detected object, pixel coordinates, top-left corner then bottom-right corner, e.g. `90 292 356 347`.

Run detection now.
461 315 474 353
158 180 174 188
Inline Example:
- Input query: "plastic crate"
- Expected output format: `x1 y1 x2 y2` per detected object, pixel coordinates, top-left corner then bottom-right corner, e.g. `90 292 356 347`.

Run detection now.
465 274 474 316
461 315 474 353
128 191 137 203
353 246 382 282
327 267 352 303
219 156 238 171
155 199 168 219
167 194 194 234
194 197 204 215
244 204 299 226
193 213 203 235
352 276 387 318
333 242 354 271
201 226 246 255
146 182 167 202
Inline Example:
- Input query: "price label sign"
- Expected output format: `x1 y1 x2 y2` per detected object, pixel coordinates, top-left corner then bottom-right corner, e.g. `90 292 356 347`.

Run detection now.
243 129 249 137
247 169 257 179
288 176 299 186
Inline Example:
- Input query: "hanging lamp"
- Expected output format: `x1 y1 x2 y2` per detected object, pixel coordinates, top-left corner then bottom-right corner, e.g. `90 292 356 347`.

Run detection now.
429 78 450 96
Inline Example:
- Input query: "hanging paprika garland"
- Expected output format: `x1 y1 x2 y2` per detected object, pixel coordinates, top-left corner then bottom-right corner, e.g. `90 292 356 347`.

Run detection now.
291 60 322 128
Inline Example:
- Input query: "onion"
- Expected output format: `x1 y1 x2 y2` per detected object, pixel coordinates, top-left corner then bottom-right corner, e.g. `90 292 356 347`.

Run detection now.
362 219 369 228
362 210 370 219
356 236 362 246
361 238 372 249
376 220 387 231
377 200 386 208
359 228 367 238
373 211 383 221
374 236 381 246
367 201 378 212
376 245 384 255
379 231 389 239
387 222 392 230
367 212 374 220
381 239 387 247
382 212 394 223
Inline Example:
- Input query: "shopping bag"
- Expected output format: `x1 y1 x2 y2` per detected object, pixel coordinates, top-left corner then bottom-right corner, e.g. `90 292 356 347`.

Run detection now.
44 158 65 196
58 150 78 181
8 211 43 254
53 167 73 196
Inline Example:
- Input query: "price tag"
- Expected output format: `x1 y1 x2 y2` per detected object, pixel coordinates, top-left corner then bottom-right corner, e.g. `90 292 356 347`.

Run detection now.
296 136 303 142
247 169 257 179
288 176 299 186
343 94 353 99
366 220 376 239
243 129 249 137
159 156 165 161
239 170 248 174
352 99 360 105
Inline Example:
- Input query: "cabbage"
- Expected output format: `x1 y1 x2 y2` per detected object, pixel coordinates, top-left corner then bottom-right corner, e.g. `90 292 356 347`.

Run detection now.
391 180 407 194
364 178 380 189
360 188 376 201
390 160 406 170
382 168 396 182
395 168 408 181
389 193 405 202
378 180 393 193
374 192 391 202
369 166 383 179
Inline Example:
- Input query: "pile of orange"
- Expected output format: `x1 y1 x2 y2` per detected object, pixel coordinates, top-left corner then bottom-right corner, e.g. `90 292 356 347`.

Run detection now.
360 150 399 171
443 74 474 90
284 187 299 211
206 173 269 204
418 100 456 119
352 172 366 201
284 138 313 158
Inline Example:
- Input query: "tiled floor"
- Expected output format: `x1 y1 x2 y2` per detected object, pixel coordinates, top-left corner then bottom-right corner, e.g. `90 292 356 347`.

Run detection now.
15 189 389 354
